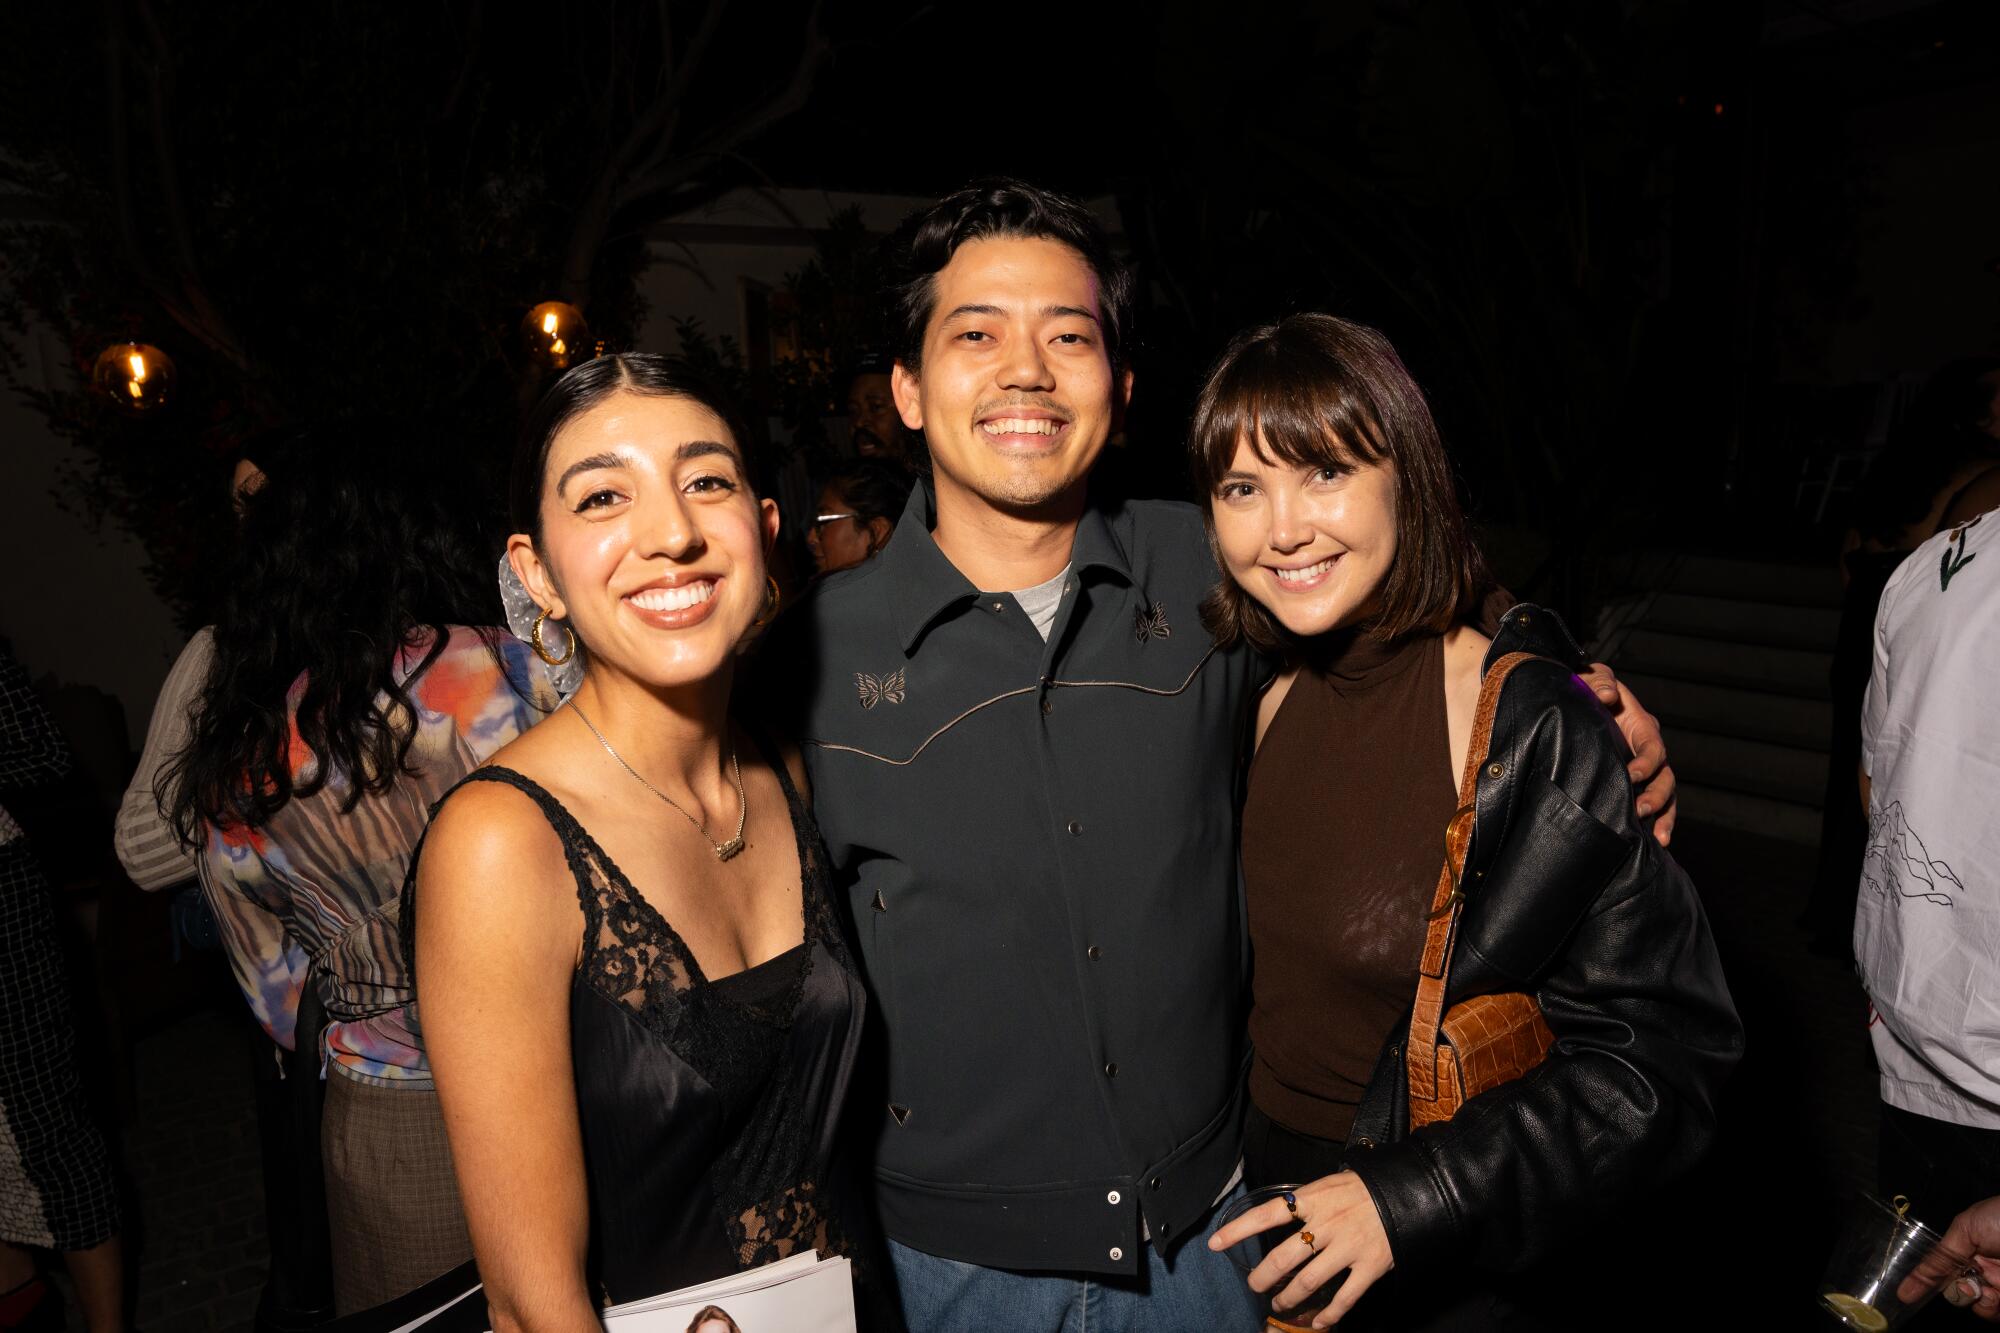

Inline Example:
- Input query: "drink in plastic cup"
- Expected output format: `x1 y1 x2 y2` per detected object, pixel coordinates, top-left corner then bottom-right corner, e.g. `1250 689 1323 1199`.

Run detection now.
1214 1183 1337 1331
1818 1193 1975 1330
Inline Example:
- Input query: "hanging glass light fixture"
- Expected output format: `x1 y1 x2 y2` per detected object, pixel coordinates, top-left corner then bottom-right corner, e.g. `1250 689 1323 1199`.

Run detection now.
92 341 176 412
521 302 590 371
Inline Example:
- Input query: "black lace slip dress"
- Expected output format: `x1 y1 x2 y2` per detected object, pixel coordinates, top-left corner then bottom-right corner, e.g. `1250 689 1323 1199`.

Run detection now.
392 750 890 1327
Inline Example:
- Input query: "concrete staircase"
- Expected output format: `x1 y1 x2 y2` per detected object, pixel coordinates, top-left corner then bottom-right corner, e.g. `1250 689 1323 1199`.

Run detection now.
1593 554 1843 845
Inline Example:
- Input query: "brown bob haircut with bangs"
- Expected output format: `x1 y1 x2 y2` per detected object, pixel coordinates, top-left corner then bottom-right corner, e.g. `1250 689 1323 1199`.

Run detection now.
1191 312 1489 654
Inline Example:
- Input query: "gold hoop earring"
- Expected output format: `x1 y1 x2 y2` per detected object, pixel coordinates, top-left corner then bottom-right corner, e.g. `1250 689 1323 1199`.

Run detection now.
753 574 782 629
531 609 576 666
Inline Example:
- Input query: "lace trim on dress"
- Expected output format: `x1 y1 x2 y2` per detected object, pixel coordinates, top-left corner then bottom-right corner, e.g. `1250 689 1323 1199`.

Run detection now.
408 747 855 1276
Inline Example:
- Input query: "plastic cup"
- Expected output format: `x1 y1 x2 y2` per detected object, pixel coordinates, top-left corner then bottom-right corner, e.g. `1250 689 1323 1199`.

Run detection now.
1214 1183 1337 1330
1817 1194 1975 1330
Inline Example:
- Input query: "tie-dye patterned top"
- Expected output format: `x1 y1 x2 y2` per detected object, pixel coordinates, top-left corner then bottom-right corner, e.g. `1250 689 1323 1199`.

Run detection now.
199 626 557 1086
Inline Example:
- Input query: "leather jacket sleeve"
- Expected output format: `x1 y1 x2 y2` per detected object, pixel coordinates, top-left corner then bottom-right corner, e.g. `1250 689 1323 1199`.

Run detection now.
1343 620 1743 1275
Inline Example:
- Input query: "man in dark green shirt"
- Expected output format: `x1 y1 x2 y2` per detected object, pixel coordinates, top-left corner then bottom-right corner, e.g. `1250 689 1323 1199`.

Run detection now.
768 180 1675 1332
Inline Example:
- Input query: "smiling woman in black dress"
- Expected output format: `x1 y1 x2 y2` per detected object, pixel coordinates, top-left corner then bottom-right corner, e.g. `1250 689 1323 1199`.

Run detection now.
405 355 885 1331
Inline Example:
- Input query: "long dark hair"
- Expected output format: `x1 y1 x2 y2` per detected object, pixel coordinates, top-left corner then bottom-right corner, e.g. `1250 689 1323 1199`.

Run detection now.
820 457 915 529
167 425 507 843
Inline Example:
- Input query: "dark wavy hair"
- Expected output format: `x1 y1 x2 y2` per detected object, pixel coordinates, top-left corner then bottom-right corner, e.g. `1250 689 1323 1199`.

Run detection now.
166 426 508 843
886 178 1134 374
820 457 915 530
512 353 763 544
1190 313 1490 654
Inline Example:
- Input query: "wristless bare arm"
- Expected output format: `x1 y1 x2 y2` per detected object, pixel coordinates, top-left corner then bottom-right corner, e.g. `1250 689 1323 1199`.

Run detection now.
415 784 598 1333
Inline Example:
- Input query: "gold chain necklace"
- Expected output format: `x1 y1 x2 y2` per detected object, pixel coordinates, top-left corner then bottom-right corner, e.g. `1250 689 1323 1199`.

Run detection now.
566 700 746 862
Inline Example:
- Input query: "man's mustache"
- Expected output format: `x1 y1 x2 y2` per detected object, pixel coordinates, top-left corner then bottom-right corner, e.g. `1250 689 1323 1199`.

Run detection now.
972 397 1074 423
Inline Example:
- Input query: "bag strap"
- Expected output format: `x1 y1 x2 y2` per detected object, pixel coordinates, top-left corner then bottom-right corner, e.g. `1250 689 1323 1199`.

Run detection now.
1406 650 1541 1102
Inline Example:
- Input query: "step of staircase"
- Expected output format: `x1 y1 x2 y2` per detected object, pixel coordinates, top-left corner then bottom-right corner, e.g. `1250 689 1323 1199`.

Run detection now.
1603 555 1843 847
1642 593 1842 651
1618 672 1833 752
1667 728 1830 808
1616 629 1833 699
1671 781 1824 845
1654 554 1844 608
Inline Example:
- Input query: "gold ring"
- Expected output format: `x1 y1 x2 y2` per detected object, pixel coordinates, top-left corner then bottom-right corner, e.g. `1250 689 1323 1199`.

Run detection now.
1299 1230 1316 1251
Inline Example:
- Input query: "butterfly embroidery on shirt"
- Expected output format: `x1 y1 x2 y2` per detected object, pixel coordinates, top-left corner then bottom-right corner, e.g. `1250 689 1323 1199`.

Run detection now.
855 669 906 709
1133 602 1171 643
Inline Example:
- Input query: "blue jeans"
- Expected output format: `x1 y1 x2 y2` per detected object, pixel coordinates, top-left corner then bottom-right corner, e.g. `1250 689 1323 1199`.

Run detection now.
887 1183 1263 1333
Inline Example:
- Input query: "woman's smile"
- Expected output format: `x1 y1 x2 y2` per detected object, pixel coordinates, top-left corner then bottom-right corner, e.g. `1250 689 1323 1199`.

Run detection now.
1267 555 1341 591
621 575 721 630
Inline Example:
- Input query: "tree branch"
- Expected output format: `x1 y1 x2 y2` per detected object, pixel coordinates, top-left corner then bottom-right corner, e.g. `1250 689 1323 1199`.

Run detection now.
556 0 736 300
612 2 827 213
117 1 253 373
439 0 484 123
620 0 737 183
99 12 240 370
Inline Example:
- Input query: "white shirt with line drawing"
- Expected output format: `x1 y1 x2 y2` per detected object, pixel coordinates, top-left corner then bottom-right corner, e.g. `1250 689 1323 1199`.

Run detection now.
1859 502 2000 1130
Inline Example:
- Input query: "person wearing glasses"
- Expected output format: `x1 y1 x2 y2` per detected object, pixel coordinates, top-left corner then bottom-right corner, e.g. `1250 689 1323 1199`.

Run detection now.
807 458 914 575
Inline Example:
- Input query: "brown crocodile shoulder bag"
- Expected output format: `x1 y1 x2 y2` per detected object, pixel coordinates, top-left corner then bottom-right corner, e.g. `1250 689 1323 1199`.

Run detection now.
1405 650 1557 1130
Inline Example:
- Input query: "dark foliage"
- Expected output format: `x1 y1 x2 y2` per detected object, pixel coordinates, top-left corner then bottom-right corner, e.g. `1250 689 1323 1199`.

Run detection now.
0 1 829 627
1115 2 1702 561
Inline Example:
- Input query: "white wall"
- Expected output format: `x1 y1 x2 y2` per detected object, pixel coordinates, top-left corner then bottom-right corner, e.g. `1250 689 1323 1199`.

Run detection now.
637 188 940 352
0 331 190 749
636 187 1120 353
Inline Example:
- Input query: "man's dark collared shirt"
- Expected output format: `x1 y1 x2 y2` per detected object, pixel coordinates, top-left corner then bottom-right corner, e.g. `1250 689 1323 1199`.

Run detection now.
767 484 1263 1275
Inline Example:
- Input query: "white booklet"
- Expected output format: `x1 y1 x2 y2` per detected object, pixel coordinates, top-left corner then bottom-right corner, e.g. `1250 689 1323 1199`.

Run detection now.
372 1253 857 1333
601 1252 856 1333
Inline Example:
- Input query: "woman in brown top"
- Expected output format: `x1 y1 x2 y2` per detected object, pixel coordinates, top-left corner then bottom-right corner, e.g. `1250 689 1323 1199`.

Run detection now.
1195 315 1740 1328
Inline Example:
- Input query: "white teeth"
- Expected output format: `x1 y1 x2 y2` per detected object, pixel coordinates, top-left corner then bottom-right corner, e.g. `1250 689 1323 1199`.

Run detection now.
981 417 1061 436
1273 558 1335 584
627 580 715 612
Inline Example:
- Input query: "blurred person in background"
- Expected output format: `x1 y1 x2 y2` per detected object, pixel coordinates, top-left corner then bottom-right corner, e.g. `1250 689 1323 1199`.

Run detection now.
116 436 277 889
162 427 558 1314
0 642 125 1333
844 360 915 466
1806 358 2000 955
1856 465 2000 1256
115 435 341 1332
807 457 914 576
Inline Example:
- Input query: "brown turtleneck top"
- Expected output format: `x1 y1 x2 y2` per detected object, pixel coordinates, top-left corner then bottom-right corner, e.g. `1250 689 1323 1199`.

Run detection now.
1241 630 1457 1142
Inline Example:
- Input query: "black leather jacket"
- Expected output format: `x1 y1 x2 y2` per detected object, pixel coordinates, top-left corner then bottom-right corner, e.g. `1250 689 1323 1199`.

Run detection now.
1342 605 1743 1275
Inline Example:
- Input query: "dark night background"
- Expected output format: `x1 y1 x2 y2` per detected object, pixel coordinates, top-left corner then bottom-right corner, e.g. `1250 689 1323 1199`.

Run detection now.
0 1 1995 1329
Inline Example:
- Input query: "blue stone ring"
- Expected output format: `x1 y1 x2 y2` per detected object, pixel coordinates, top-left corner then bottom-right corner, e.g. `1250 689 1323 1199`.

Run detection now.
1282 1191 1299 1216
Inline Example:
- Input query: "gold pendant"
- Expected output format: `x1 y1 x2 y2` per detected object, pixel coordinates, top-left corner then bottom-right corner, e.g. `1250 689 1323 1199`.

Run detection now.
715 836 745 862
